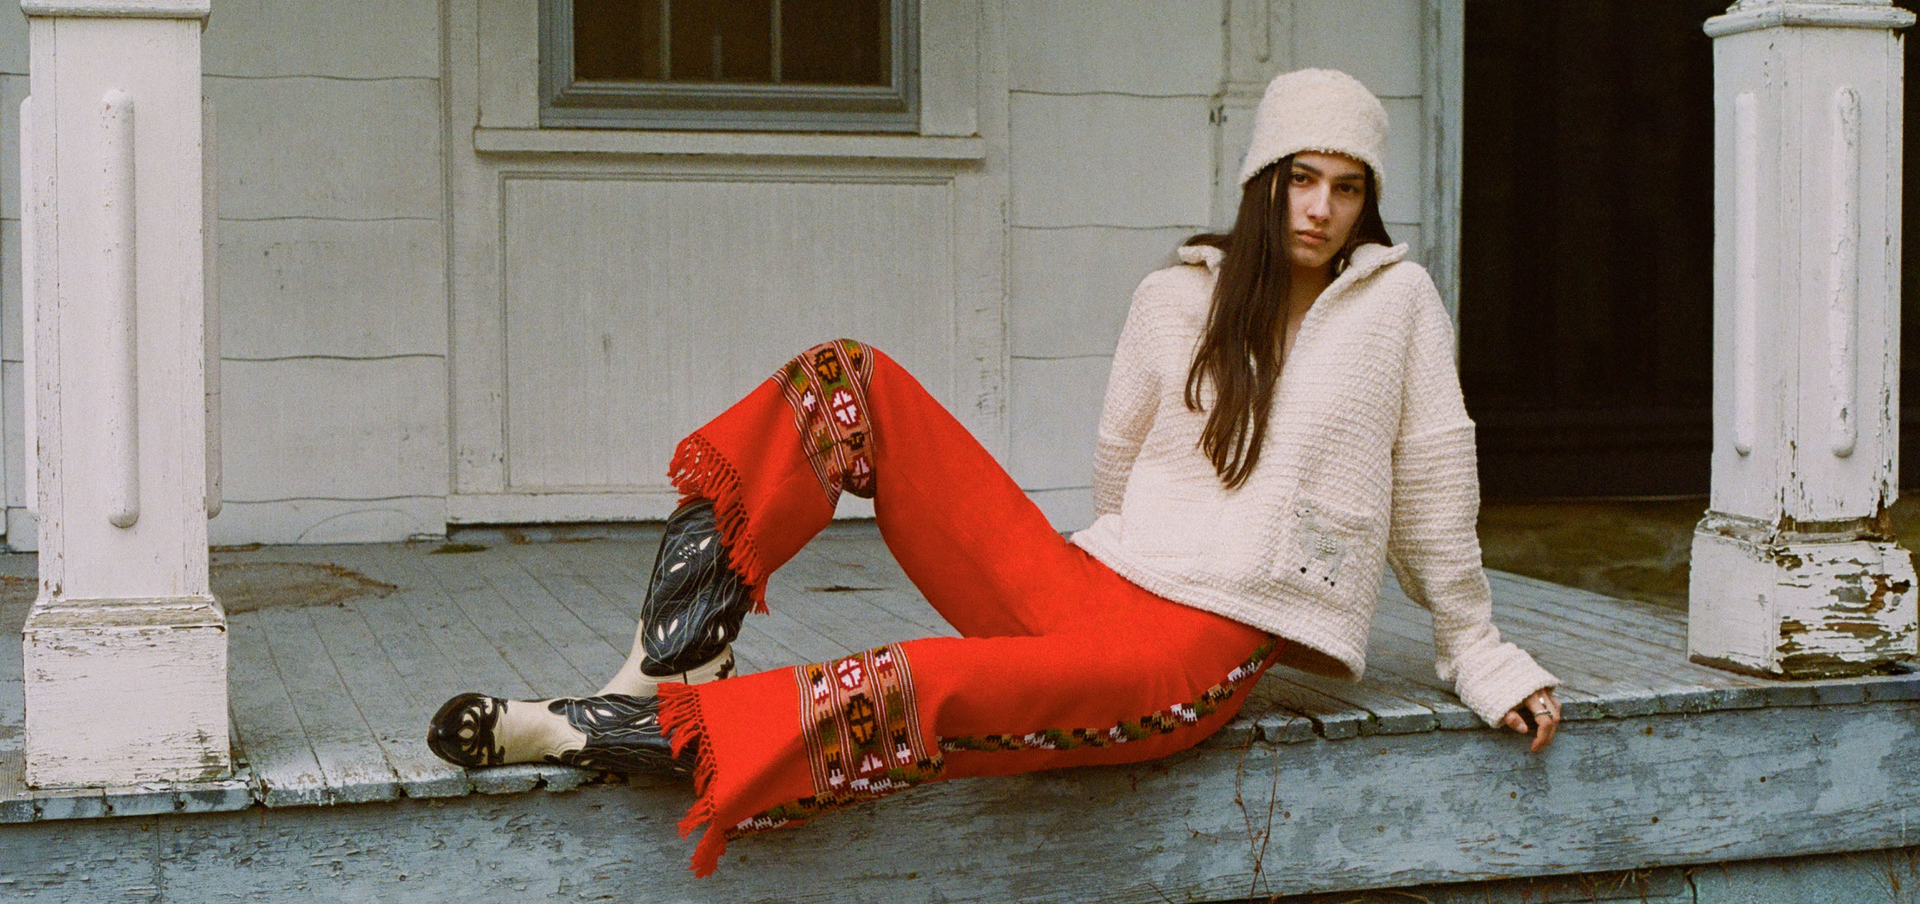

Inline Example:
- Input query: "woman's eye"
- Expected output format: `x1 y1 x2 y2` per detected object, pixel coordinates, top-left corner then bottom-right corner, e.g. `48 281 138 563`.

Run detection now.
1337 183 1360 195
1289 172 1309 184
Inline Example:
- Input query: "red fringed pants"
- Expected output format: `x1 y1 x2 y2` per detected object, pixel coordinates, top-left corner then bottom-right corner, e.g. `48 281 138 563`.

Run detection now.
657 340 1279 876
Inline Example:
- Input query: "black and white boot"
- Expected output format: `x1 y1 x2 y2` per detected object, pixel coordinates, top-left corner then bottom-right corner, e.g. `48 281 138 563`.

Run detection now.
426 692 693 776
597 500 754 696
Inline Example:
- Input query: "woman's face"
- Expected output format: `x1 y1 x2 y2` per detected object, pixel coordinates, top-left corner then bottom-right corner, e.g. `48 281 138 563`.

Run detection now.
1281 151 1368 272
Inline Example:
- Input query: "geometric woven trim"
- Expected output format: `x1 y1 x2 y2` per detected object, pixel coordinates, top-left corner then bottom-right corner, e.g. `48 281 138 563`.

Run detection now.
731 643 944 839
938 638 1277 753
775 338 877 508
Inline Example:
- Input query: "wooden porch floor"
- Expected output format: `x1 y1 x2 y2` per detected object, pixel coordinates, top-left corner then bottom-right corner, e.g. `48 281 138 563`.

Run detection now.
3 522 1915 815
2 524 1918 899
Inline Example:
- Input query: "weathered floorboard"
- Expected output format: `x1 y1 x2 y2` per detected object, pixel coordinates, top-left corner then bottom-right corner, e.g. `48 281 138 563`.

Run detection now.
1368 602 1664 717
418 549 596 698
446 549 614 695
501 540 690 672
1353 626 1494 729
226 613 330 807
255 605 401 804
1271 666 1444 734
8 526 1920 904
0 592 27 817
1247 675 1370 739
5 701 1919 903
303 600 469 800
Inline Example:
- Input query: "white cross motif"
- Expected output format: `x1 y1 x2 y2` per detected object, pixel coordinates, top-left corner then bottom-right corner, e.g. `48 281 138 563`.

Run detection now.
830 388 860 427
836 657 865 690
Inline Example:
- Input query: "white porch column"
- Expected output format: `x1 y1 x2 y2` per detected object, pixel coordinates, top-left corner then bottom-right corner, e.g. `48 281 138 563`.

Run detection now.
1691 0 1917 678
19 0 224 785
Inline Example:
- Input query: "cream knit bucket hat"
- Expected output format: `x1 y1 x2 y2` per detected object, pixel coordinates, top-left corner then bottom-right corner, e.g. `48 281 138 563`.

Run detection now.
1237 68 1388 195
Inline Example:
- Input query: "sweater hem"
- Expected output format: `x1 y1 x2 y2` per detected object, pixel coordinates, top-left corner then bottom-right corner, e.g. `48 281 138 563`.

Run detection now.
1072 532 1368 683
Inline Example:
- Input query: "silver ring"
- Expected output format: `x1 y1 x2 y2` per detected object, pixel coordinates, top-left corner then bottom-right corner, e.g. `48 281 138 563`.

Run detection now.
1533 709 1552 717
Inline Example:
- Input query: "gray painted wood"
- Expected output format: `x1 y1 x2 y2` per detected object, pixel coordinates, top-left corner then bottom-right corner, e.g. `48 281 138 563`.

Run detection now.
3 701 1918 903
1247 676 1369 739
7 526 1920 890
252 605 401 804
1271 667 1444 734
1368 601 1624 702
1254 708 1318 744
417 548 595 698
0 590 26 815
456 549 624 693
1371 597 1672 719
1352 626 1494 729
226 612 330 807
768 549 944 656
496 538 663 669
557 532 845 671
303 597 469 800
802 528 963 638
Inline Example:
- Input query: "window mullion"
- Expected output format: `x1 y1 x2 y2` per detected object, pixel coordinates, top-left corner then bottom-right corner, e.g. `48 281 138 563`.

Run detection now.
541 0 919 132
659 0 672 80
770 0 782 84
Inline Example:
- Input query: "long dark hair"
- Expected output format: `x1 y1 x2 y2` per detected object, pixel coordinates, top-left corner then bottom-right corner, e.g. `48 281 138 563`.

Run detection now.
1182 157 1393 490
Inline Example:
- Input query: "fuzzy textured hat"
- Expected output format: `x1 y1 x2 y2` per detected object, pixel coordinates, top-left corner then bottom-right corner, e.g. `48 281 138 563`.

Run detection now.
1237 68 1388 195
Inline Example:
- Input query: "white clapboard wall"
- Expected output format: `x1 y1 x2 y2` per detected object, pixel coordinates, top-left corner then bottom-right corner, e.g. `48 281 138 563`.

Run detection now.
0 0 1452 547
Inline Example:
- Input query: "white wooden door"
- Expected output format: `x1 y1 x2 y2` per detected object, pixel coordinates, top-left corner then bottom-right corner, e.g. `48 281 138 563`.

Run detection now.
451 168 995 524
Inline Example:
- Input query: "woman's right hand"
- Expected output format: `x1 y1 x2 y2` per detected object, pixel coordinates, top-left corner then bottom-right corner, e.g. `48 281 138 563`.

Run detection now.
1501 687 1561 752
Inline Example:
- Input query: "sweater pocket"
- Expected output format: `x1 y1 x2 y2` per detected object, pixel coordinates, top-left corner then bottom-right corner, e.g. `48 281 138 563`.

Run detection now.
1273 495 1378 593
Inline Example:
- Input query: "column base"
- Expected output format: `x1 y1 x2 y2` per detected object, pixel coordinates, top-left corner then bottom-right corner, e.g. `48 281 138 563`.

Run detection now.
23 595 230 788
1689 516 1918 678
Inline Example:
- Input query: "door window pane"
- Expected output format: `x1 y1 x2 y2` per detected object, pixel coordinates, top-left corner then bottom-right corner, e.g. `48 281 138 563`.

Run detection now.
555 0 907 128
782 0 887 85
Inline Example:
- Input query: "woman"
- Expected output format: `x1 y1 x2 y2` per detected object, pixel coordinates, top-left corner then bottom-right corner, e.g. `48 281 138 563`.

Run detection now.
427 68 1560 877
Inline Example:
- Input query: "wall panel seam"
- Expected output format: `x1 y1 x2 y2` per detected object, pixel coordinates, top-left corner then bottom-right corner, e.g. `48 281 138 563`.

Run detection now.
1012 89 1212 100
205 74 440 85
222 495 443 505
1013 223 1208 232
223 354 447 363
218 215 442 224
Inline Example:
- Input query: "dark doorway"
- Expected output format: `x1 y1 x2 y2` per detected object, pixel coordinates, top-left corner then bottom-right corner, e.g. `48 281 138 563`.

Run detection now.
1464 0 1920 498
1460 0 1724 498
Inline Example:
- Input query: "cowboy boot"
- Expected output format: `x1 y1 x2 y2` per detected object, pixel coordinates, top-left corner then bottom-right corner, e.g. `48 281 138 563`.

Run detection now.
597 499 753 696
426 691 694 776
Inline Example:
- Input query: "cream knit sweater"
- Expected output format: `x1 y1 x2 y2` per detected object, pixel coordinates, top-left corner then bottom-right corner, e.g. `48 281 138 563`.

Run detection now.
1070 242 1559 727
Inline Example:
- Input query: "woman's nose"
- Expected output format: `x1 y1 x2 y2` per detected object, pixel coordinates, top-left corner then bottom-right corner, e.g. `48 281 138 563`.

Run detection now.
1304 187 1331 220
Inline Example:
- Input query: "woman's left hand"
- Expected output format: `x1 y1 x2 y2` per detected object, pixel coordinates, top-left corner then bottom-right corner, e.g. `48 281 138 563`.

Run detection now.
1502 687 1560 752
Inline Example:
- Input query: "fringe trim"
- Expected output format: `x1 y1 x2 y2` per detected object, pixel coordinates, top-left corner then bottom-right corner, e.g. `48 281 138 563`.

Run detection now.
658 681 728 878
667 430 771 615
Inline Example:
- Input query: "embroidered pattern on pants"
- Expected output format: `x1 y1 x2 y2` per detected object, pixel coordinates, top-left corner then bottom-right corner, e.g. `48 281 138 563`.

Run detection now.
733 644 945 837
937 639 1277 753
776 339 877 507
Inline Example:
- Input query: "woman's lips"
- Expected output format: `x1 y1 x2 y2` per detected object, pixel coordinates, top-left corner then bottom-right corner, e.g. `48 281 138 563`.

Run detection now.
1295 230 1329 246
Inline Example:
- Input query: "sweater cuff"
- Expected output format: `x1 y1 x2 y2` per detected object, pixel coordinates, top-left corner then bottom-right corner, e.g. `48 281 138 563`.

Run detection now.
1453 644 1560 728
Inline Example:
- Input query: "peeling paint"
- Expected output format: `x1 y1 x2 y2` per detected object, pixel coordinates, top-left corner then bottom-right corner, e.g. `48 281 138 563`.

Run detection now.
1695 525 1917 678
23 602 231 787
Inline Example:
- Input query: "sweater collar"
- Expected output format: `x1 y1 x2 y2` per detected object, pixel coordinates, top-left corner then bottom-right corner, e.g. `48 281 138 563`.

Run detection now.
1176 240 1408 287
